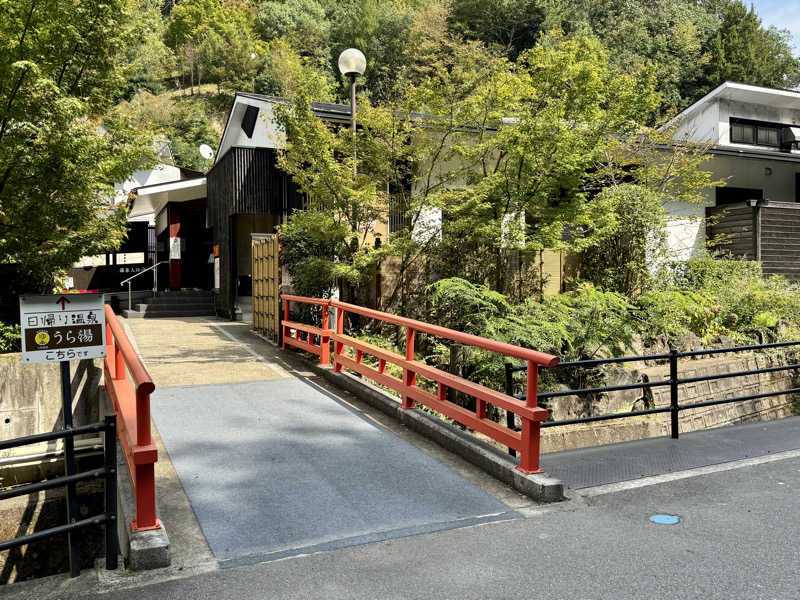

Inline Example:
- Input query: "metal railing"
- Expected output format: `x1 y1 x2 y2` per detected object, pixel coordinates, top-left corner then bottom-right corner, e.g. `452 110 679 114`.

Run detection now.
504 340 800 454
103 304 161 531
0 416 118 577
120 261 168 310
281 295 559 474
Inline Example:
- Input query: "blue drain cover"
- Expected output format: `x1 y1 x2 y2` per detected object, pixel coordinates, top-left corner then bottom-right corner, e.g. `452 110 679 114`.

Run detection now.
650 514 680 525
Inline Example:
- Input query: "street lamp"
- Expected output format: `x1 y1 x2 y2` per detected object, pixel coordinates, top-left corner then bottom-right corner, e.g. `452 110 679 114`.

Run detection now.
338 48 366 179
338 48 367 132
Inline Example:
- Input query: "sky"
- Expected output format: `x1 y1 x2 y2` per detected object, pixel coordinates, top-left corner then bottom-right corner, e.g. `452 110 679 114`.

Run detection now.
750 0 800 54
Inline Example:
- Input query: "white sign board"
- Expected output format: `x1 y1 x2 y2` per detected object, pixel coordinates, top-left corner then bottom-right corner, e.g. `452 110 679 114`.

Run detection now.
169 236 181 260
19 294 106 364
116 252 145 265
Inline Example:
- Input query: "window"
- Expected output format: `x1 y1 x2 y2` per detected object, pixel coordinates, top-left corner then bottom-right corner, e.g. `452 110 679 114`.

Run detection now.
715 186 763 205
730 118 781 148
731 123 754 144
388 196 408 234
757 126 779 147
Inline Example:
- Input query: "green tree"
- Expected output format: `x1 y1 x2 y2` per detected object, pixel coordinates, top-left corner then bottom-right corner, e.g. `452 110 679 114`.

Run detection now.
685 0 800 100
327 0 415 101
272 48 389 300
166 0 264 93
255 0 330 63
545 0 800 113
411 32 658 294
0 0 153 292
448 0 546 59
275 34 660 308
112 91 220 171
122 0 175 96
545 0 717 115
579 124 721 297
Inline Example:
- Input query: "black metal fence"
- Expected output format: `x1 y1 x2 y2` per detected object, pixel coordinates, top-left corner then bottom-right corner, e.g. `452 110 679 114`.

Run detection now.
504 340 800 456
0 415 118 577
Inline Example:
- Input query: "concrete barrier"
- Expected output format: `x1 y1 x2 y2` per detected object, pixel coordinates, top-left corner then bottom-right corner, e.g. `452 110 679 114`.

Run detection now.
0 355 101 462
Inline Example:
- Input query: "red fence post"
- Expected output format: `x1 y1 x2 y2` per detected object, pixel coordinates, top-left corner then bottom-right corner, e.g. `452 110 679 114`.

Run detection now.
282 299 290 350
517 359 542 474
334 308 345 372
320 302 331 366
132 462 159 531
402 327 416 409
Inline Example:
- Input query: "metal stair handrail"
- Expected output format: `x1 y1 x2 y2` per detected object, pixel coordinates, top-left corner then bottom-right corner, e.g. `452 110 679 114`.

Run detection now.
120 261 168 310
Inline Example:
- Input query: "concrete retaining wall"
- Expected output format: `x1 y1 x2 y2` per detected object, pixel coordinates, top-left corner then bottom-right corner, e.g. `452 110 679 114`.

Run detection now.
0 355 102 465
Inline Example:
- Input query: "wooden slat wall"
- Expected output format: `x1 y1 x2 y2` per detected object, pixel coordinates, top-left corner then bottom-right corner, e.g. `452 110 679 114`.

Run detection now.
207 147 304 317
760 203 800 281
708 201 800 282
707 204 755 260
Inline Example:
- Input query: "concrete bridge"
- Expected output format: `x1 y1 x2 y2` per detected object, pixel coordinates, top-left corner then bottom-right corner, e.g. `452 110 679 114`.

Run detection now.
7 311 800 599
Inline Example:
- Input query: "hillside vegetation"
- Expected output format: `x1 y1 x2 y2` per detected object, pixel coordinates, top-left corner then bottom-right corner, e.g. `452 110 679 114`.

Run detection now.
120 0 800 169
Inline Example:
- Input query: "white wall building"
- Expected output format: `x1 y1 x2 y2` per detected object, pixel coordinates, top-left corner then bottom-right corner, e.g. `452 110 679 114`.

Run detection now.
668 82 800 276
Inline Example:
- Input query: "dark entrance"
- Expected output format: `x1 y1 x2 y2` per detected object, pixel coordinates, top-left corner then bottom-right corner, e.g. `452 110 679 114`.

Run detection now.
155 201 213 290
715 186 763 205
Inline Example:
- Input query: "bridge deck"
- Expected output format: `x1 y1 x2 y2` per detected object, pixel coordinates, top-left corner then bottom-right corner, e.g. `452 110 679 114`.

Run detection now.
124 316 800 570
126 317 514 568
542 415 800 489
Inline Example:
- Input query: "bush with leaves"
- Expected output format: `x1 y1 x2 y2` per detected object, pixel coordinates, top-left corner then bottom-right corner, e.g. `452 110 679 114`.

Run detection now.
0 322 21 354
644 256 800 344
423 278 636 392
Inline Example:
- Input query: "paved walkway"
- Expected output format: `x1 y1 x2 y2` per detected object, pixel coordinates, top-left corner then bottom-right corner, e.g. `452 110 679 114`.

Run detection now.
125 318 517 569
543 415 800 489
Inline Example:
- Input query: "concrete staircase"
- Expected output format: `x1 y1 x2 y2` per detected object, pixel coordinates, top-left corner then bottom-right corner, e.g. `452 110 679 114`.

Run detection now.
122 290 215 318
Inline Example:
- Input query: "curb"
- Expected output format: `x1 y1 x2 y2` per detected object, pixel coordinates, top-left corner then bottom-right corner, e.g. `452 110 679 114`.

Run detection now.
308 362 564 503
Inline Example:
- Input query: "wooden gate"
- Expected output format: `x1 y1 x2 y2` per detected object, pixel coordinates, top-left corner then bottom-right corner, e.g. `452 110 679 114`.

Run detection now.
251 234 281 343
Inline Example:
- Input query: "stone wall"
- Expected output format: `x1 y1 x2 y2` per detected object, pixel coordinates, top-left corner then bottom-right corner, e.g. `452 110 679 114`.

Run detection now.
540 353 797 453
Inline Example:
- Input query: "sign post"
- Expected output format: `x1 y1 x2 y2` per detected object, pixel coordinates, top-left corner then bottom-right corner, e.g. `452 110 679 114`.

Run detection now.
19 293 106 578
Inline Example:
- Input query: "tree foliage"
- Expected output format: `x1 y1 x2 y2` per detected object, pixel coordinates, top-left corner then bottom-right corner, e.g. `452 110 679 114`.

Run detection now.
166 0 265 93
0 0 153 292
689 1 800 99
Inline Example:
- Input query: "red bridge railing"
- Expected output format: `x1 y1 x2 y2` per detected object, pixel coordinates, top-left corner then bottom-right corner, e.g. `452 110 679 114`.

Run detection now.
281 295 559 474
103 304 161 531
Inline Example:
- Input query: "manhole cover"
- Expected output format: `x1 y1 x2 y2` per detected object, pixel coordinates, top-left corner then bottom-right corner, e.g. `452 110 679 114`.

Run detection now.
650 514 680 525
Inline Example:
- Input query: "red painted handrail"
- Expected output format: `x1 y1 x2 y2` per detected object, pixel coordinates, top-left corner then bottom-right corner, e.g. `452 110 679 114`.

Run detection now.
280 295 559 474
103 304 161 531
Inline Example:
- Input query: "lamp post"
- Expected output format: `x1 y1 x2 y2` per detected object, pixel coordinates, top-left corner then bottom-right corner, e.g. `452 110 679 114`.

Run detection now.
337 48 366 178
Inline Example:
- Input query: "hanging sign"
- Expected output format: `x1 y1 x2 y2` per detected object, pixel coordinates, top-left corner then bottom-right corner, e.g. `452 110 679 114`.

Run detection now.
19 294 106 364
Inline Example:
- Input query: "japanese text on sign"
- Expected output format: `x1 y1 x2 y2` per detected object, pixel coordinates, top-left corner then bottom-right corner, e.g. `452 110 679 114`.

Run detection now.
20 294 106 364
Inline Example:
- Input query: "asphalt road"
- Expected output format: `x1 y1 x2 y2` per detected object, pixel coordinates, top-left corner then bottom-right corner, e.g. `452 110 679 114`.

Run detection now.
76 455 800 600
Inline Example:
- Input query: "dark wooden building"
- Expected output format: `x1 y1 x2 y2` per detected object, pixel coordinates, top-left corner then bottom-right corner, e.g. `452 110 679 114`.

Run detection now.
125 93 356 318
207 146 303 317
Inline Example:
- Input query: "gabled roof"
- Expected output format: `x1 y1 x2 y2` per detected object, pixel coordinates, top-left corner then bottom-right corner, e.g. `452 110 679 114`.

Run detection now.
215 93 356 163
215 92 497 164
235 92 354 122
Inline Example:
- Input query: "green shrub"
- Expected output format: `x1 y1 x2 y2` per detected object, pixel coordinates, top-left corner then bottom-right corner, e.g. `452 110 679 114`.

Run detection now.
0 322 21 354
652 257 800 344
638 289 719 342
